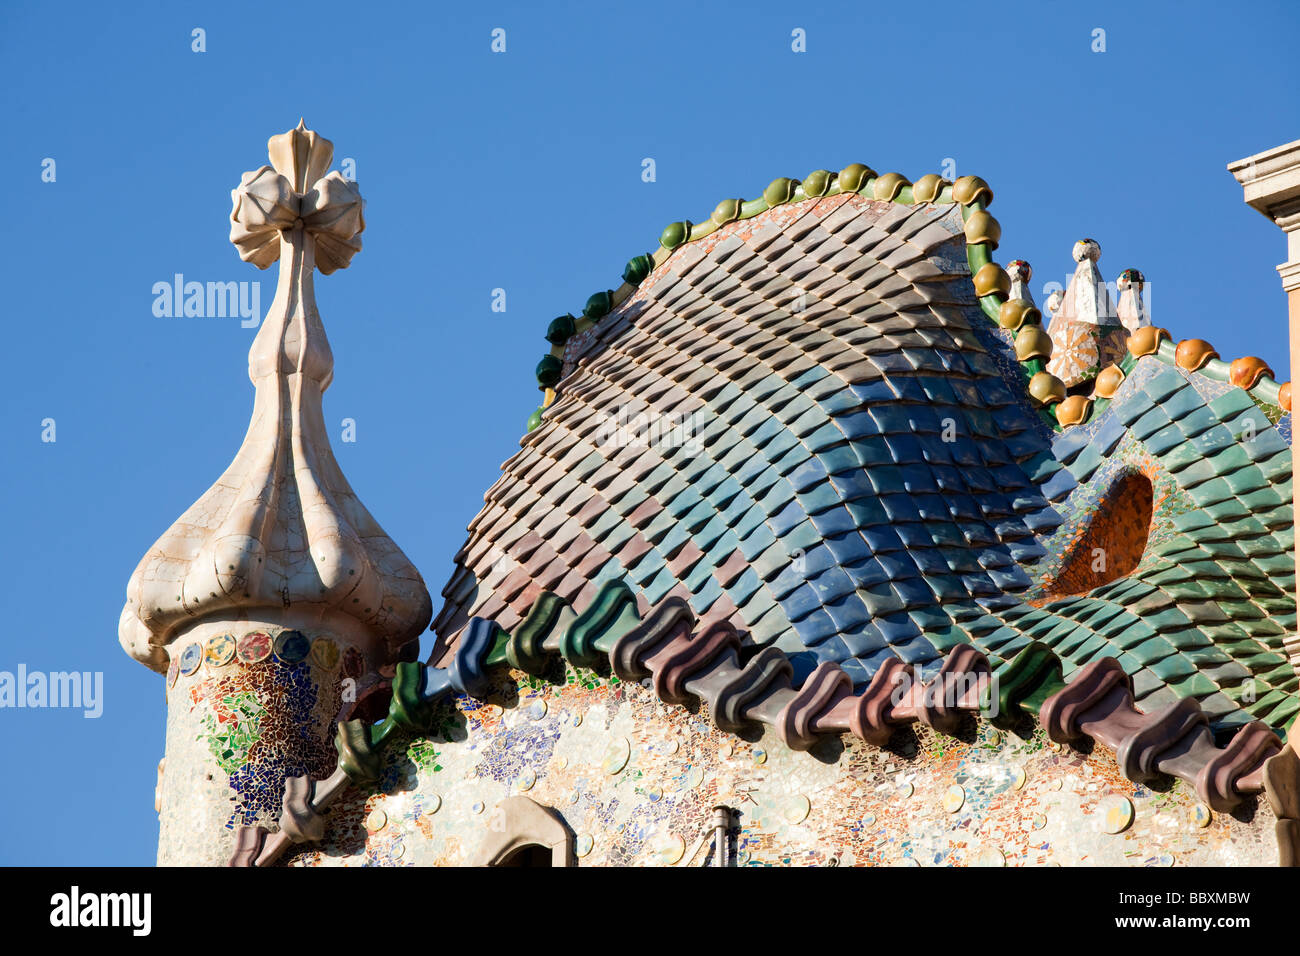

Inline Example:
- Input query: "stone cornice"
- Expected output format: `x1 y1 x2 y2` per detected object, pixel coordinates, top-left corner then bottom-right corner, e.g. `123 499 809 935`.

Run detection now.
1229 138 1300 222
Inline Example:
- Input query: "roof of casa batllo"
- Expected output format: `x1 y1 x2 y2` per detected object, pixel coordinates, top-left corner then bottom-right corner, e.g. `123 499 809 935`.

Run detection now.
125 128 1300 867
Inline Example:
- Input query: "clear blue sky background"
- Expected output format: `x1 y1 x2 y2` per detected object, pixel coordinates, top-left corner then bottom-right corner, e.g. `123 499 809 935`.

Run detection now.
1 0 1297 865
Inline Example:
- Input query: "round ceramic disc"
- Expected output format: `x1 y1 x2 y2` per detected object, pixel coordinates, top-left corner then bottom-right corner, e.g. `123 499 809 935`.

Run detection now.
943 785 966 814
783 794 811 824
237 630 272 663
972 846 1005 867
653 833 685 865
1098 795 1134 834
310 638 340 671
205 633 236 667
602 737 631 775
273 629 310 664
178 642 203 676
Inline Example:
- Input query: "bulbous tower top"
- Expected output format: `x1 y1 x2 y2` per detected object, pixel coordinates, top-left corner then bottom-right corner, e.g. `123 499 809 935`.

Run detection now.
119 121 431 672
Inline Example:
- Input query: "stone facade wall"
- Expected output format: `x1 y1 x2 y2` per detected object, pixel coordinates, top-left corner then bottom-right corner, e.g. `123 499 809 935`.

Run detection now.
291 664 1278 867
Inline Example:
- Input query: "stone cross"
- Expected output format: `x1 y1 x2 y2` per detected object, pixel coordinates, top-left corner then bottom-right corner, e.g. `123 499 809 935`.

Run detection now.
229 119 364 392
230 118 364 274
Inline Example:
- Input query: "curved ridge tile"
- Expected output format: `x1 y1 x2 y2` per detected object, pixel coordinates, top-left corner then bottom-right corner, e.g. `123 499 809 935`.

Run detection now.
386 660 435 736
776 661 853 751
335 719 384 786
1040 656 1133 744
1264 737 1300 820
561 579 639 668
915 644 991 734
1053 657 1275 803
449 618 499 697
1193 721 1282 811
227 825 268 867
508 591 571 674
703 646 794 734
841 657 913 746
651 619 742 705
279 776 325 844
1115 696 1208 784
609 596 695 681
990 640 1064 730
1263 744 1300 866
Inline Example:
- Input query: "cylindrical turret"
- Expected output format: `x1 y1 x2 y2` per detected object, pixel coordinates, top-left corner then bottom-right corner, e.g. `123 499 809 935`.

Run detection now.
119 123 431 865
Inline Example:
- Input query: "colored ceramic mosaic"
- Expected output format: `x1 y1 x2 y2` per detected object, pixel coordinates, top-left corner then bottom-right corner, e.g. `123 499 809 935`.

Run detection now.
155 623 357 862
286 668 1277 867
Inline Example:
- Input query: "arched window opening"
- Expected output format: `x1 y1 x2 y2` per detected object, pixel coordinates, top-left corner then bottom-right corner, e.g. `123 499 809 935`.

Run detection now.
470 795 574 867
1042 472 1154 600
498 844 554 867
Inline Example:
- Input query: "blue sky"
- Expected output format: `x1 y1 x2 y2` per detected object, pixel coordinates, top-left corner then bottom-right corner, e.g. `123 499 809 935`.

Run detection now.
1 0 1297 865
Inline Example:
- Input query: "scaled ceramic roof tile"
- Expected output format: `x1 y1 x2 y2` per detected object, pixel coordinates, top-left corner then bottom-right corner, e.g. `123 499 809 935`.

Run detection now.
430 187 1296 737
